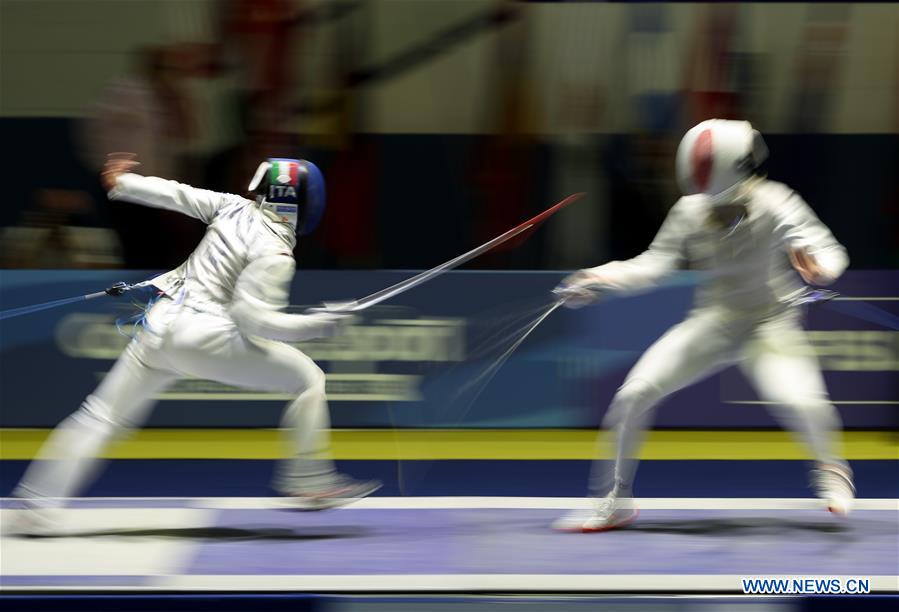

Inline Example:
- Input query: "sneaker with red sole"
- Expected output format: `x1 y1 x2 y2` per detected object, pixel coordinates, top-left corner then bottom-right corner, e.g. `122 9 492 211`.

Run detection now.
552 495 639 533
811 463 855 516
276 475 382 511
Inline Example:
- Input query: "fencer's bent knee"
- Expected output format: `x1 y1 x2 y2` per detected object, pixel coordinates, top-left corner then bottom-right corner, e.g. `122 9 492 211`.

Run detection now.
603 378 663 427
71 394 130 434
616 378 663 409
307 365 326 394
289 361 326 397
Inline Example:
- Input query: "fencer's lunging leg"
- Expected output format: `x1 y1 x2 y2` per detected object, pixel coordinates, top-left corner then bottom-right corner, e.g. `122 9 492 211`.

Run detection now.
158 314 348 495
742 317 854 512
274 361 341 491
556 311 745 532
743 317 846 468
588 310 743 498
14 343 175 502
590 379 663 497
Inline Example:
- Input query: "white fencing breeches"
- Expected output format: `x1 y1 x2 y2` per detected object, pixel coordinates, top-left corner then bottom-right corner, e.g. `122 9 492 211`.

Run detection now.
16 297 334 501
589 307 846 498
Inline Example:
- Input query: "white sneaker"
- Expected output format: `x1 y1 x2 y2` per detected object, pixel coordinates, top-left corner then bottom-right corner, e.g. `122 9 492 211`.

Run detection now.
276 475 382 511
552 495 639 532
811 464 855 516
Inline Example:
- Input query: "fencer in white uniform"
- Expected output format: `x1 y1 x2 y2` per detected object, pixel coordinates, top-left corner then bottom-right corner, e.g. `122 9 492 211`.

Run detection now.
12 155 380 529
553 119 855 532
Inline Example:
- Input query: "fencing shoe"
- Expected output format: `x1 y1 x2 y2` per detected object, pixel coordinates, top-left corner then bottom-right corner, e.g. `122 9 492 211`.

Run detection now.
275 473 382 511
552 494 639 532
811 463 855 516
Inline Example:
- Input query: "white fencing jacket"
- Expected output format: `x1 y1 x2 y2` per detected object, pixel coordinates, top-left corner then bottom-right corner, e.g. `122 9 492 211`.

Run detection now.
109 173 335 341
588 180 849 316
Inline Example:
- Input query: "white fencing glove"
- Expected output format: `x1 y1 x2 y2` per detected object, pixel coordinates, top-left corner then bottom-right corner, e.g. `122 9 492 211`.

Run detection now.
553 269 609 309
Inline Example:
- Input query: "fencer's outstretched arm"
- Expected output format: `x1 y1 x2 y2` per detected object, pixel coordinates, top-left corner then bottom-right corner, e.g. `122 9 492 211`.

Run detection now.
230 255 346 342
774 190 848 284
582 202 688 294
108 173 227 224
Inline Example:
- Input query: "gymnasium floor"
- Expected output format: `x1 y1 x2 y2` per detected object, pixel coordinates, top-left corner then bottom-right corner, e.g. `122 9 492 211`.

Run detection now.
1 429 897 599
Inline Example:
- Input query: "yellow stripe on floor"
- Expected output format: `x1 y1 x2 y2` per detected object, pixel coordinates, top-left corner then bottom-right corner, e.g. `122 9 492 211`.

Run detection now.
0 429 896 460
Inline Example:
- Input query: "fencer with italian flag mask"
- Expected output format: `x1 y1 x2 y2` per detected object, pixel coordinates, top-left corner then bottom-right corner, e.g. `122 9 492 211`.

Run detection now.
10 154 379 534
248 158 326 235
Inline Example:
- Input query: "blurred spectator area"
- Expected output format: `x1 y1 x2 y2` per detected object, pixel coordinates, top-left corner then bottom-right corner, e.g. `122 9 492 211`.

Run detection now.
0 0 897 270
0 189 121 268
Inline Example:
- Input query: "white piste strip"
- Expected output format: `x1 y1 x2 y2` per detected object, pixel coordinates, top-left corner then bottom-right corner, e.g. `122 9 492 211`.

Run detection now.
187 497 899 511
4 574 890 593
8 496 893 511
165 574 899 592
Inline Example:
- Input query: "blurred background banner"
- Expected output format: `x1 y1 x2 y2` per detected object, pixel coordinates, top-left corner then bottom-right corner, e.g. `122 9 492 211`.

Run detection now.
1 269 895 429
